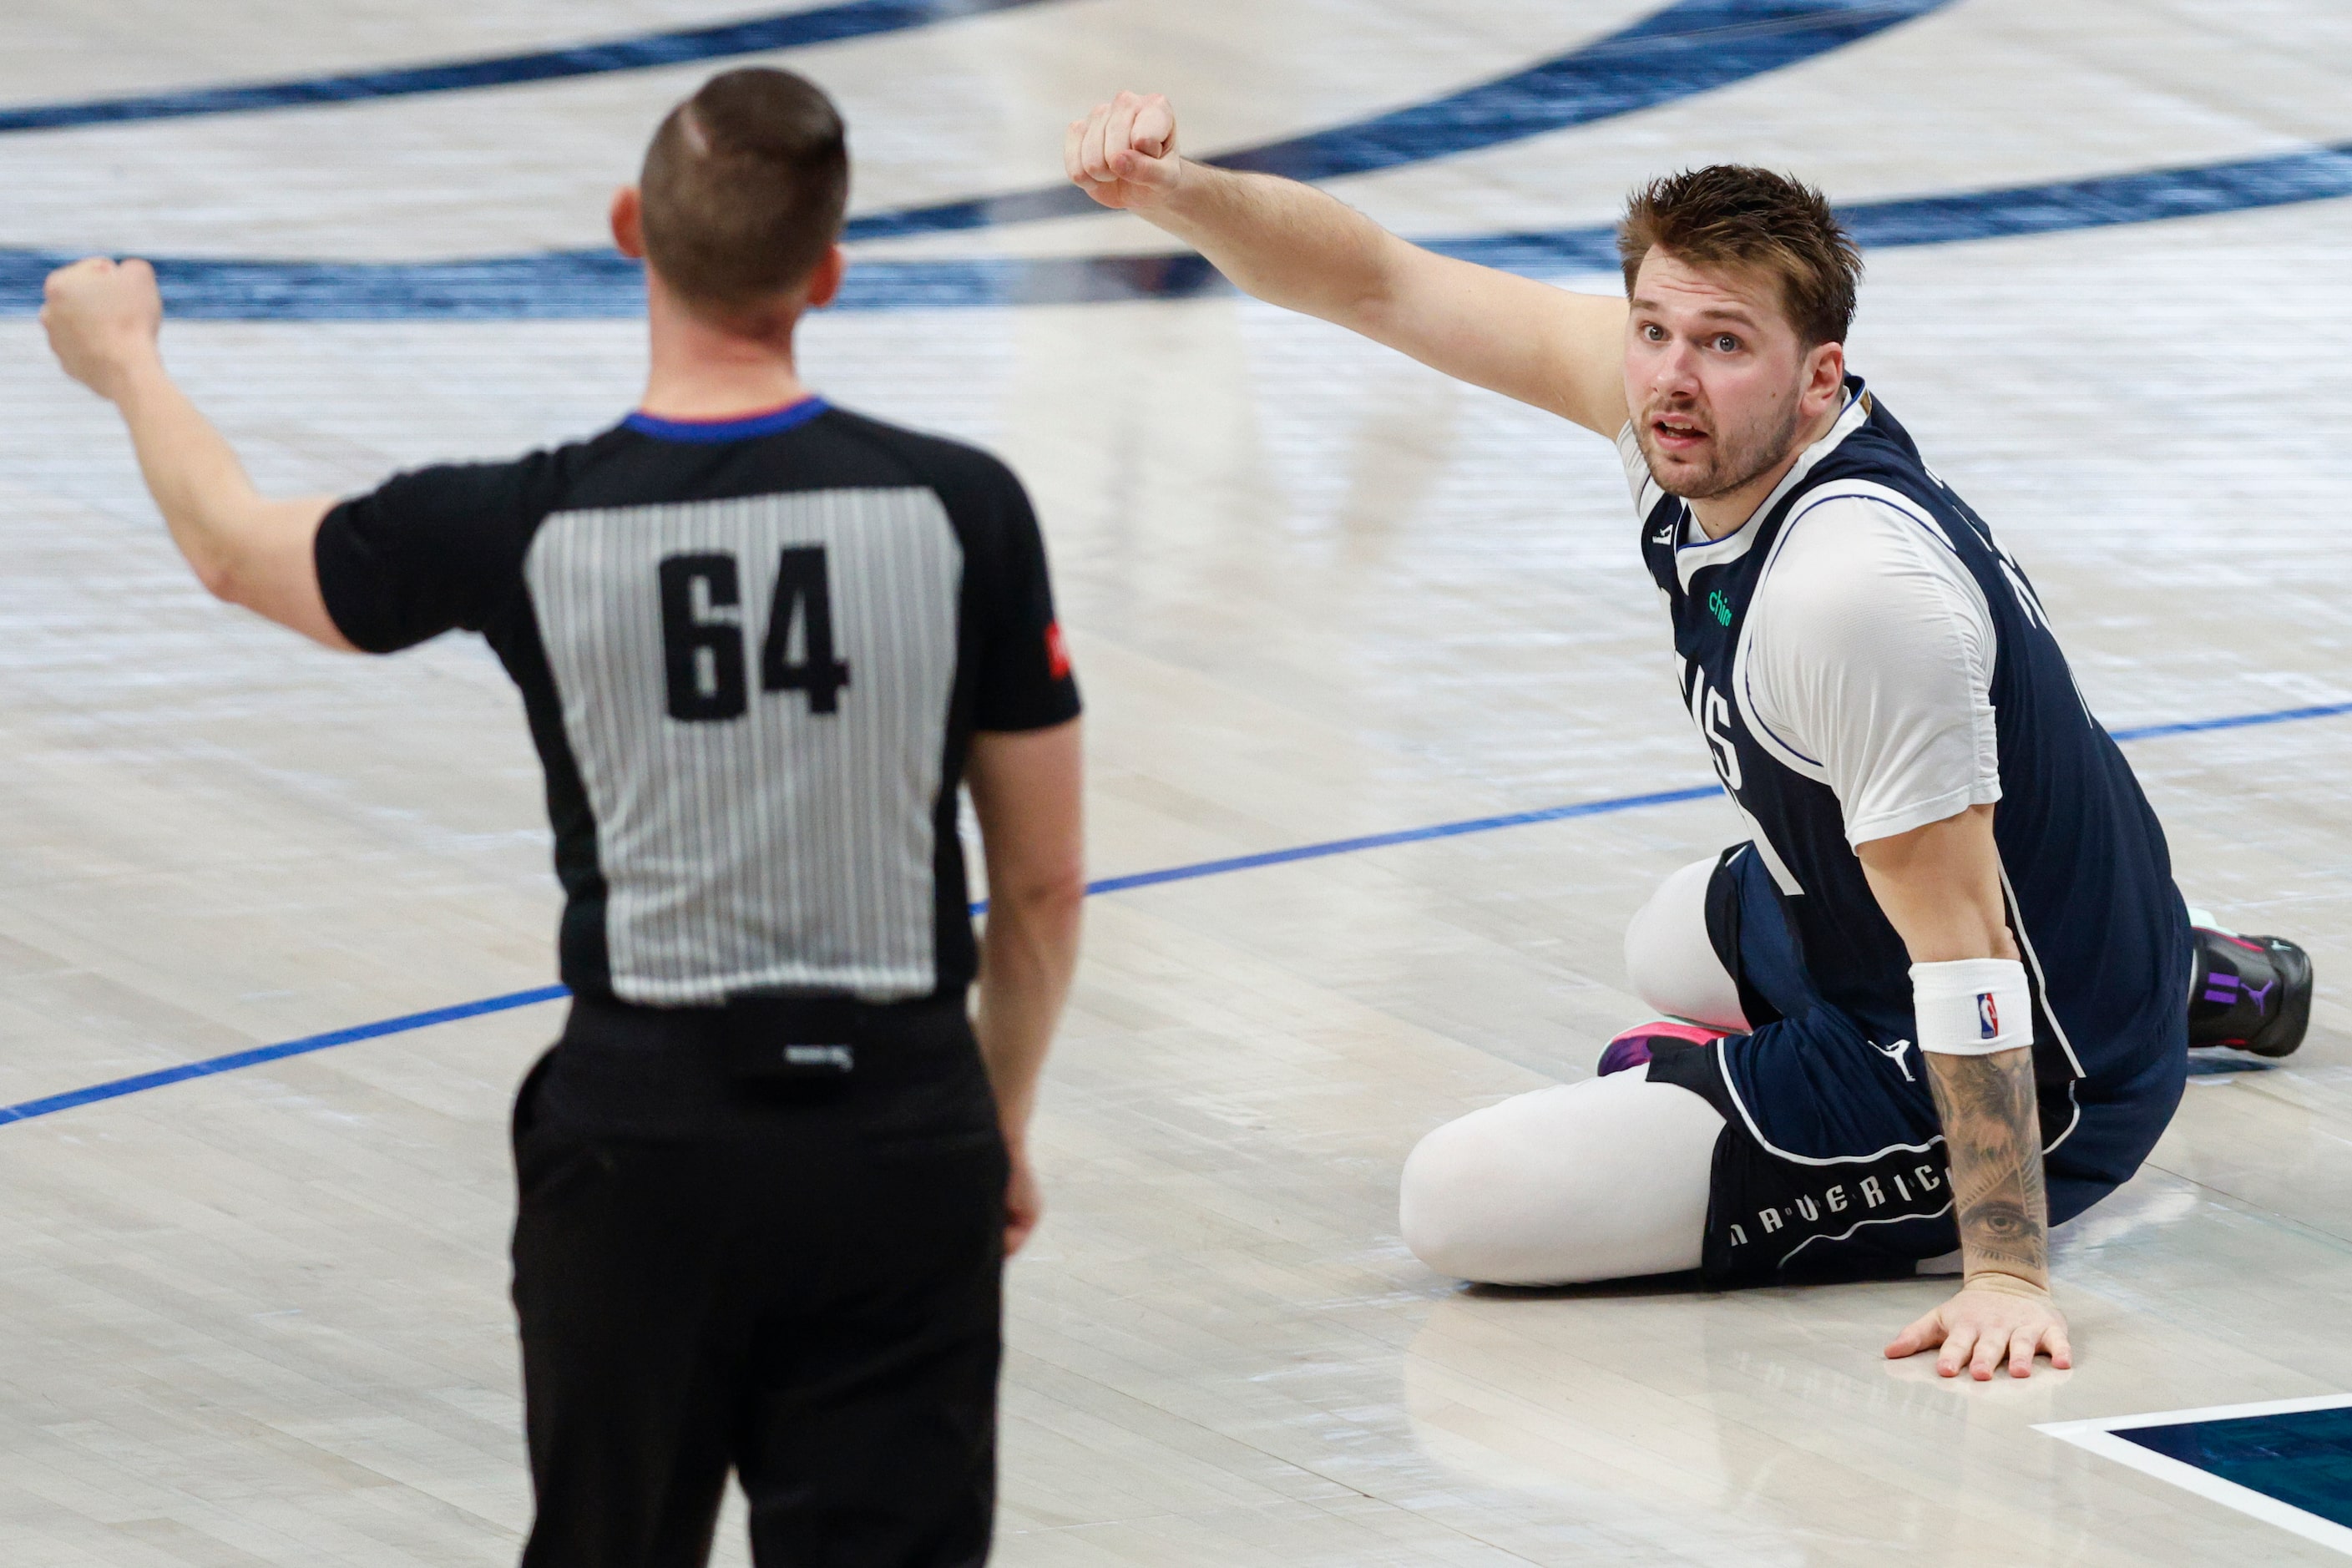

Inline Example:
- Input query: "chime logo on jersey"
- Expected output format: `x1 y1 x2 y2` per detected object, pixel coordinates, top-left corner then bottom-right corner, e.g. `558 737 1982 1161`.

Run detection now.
1978 992 2000 1039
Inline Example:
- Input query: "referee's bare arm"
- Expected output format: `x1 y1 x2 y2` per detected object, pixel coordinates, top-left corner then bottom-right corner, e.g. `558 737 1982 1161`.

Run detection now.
967 719 1086 1257
1065 92 1631 437
40 257 352 650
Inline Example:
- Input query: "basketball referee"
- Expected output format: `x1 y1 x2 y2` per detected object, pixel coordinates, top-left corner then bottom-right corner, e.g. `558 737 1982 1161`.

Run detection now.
40 68 1083 1567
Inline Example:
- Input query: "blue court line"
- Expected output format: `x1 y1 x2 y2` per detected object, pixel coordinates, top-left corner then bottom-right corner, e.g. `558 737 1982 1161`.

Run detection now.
0 786 1718 1130
2 696 2347 1129
7 136 2349 319
0 986 569 1127
842 0 1949 240
1083 785 1724 897
0 0 1058 134
2109 700 2352 745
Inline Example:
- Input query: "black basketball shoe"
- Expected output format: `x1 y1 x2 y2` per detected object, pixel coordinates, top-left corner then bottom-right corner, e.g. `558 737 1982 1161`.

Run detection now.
2188 928 2314 1058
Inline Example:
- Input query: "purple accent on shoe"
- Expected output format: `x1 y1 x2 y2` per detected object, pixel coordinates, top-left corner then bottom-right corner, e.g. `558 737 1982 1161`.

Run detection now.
1597 1034 1655 1077
1596 1019 1727 1077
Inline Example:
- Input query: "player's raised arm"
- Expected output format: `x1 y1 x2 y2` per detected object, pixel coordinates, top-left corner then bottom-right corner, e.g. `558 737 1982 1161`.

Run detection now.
1066 92 1630 436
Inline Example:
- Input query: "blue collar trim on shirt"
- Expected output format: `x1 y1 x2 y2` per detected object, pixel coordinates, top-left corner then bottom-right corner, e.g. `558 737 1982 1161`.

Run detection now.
623 397 829 443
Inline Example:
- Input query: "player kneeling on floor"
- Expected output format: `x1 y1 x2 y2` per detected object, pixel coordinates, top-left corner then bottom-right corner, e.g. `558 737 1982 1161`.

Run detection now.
1063 93 2312 1380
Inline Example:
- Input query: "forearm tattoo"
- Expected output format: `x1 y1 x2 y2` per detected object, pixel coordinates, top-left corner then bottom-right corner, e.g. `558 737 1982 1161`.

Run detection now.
1923 1049 2049 1287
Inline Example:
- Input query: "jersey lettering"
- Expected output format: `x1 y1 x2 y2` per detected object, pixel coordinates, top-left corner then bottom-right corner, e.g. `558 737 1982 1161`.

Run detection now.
1706 688 1744 791
760 545 852 714
1684 664 1744 791
1997 554 2047 630
658 554 748 722
1682 662 1807 896
661 546 852 722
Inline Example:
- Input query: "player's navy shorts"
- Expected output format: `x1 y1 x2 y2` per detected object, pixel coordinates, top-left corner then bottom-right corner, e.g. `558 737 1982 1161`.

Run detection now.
1646 846 2188 1289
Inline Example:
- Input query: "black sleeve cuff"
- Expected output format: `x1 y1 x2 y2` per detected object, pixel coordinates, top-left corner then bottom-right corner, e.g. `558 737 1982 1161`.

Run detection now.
974 681 1083 734
313 498 412 655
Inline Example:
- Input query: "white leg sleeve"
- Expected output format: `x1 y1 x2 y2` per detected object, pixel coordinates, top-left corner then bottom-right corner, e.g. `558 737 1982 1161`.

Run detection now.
1398 1065 1724 1286
1624 853 1749 1031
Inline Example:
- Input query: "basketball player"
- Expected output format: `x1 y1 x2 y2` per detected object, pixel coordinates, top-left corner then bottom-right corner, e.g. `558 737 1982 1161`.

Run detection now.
1065 93 2310 1380
44 68 1081 1565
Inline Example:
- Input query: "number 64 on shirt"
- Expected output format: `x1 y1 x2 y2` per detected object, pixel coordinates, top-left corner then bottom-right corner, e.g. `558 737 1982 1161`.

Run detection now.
659 544 851 722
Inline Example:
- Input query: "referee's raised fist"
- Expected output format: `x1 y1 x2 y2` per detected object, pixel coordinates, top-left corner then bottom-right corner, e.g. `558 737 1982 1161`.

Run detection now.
1065 90 1181 210
41 256 164 403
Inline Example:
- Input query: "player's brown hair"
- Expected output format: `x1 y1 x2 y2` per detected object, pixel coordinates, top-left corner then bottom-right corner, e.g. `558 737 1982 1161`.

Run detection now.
640 68 849 321
1617 166 1862 347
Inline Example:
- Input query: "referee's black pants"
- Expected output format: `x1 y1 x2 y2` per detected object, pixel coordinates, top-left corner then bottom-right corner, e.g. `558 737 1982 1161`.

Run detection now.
510 995 1006 1568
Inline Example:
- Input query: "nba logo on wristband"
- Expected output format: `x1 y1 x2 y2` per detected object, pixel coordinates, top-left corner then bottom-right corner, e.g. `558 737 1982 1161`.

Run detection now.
1913 959 2027 1055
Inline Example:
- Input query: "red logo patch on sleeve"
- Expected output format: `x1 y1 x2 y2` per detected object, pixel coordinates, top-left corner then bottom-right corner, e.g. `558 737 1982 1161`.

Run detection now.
1044 621 1072 680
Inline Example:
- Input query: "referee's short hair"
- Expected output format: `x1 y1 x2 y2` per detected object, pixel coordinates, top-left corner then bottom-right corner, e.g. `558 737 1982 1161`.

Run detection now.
1617 166 1863 348
640 68 850 321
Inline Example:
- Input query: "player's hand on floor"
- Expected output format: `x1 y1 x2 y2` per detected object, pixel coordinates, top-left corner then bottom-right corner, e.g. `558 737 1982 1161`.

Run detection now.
1065 90 1181 210
1003 1141 1044 1258
41 256 164 402
1885 1276 2072 1379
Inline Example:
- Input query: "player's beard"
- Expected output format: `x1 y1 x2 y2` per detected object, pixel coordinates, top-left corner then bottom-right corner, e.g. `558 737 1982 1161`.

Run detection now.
1641 391 1807 503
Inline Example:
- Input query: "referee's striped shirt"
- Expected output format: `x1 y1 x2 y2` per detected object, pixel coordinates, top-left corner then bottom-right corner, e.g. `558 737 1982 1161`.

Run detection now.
315 397 1080 1007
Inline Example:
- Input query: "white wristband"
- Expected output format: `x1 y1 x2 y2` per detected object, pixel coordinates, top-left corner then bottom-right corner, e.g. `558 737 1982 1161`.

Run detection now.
1909 958 2031 1055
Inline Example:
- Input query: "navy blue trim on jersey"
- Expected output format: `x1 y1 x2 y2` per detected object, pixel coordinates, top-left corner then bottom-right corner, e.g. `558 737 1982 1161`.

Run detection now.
623 398 831 444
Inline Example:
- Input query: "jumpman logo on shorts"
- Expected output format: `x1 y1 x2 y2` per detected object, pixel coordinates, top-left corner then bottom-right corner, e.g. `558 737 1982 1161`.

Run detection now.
1871 1038 1917 1083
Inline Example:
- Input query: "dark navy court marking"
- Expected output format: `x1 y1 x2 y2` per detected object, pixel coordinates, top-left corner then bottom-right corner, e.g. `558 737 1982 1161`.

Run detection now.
2041 1396 2352 1553
6 139 2349 319
843 0 1950 240
0 0 1057 134
2117 1406 2352 1530
1 697 2346 1129
0 0 1940 230
0 0 1938 316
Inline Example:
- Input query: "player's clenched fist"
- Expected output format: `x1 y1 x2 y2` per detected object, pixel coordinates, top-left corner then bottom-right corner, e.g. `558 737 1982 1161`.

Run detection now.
1065 90 1182 210
42 256 164 403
